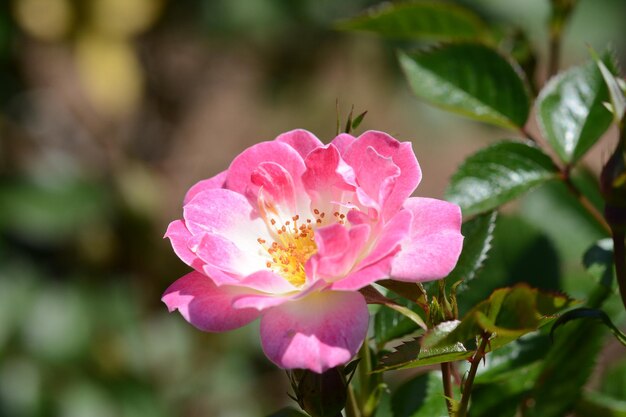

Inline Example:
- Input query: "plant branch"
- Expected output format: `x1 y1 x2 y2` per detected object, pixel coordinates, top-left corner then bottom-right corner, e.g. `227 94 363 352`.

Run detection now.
457 333 491 417
441 362 455 416
358 337 372 416
561 173 612 234
612 230 626 310
547 29 562 80
346 385 361 417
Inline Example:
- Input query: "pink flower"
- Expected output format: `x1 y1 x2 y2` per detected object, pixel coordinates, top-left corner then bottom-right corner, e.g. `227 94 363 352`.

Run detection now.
163 130 463 373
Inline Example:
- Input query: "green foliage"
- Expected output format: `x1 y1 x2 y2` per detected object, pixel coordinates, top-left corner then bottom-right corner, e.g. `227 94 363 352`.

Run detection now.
592 49 626 123
377 285 573 372
445 141 559 217
398 44 530 129
390 372 456 417
444 211 497 291
336 1 487 41
536 53 615 164
551 307 626 346
267 407 310 417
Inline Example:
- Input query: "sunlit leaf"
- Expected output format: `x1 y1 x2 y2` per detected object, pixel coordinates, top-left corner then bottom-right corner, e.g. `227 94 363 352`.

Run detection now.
337 1 487 41
399 44 530 129
445 141 559 217
537 53 615 164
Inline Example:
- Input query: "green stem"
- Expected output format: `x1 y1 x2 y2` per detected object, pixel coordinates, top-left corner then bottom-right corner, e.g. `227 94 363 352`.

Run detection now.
346 385 361 417
441 362 455 416
457 333 491 417
358 337 372 416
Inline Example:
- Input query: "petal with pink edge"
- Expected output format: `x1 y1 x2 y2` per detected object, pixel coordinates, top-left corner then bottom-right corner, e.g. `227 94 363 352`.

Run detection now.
252 161 297 214
344 131 421 219
164 220 204 271
225 141 306 201
330 133 356 155
302 145 355 208
183 171 227 204
330 252 394 291
308 223 370 280
162 271 260 332
260 291 369 373
275 129 324 159
391 197 463 282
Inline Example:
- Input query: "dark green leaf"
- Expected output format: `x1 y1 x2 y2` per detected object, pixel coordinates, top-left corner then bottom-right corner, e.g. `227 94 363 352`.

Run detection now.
445 141 559 217
374 297 425 348
351 110 367 131
391 372 456 417
526 285 610 417
337 1 487 41
576 391 626 417
399 44 530 129
446 211 497 290
266 407 309 417
583 238 615 286
537 53 615 164
601 355 626 400
551 307 626 346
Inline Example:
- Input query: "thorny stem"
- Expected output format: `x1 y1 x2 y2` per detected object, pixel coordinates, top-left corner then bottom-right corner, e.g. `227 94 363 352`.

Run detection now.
441 362 455 416
457 333 491 417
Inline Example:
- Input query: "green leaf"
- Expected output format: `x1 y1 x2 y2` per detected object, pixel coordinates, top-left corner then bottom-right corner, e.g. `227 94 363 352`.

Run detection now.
526 286 610 417
537 53 615 164
551 307 626 346
378 285 574 372
474 331 549 384
576 391 626 417
390 372 457 417
445 141 559 217
591 48 626 124
337 1 487 42
374 297 425 348
399 44 530 129
376 321 470 372
583 238 615 286
266 407 309 417
446 211 497 290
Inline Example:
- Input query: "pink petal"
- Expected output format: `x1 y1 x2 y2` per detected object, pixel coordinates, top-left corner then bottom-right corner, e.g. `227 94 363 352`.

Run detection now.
252 162 297 214
183 171 227 204
183 188 267 249
354 145 400 210
330 252 394 291
164 220 204 271
192 233 264 276
330 133 356 155
275 129 324 159
357 208 412 268
260 291 369 373
162 271 260 332
239 270 298 294
225 141 306 202
344 131 421 219
308 223 370 280
391 197 463 282
302 145 356 211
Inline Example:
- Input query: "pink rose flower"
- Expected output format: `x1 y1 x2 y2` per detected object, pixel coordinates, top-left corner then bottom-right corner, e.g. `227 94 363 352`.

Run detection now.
163 130 463 373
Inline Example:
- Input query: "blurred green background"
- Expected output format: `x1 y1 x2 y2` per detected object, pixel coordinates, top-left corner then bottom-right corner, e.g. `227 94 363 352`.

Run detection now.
0 0 625 416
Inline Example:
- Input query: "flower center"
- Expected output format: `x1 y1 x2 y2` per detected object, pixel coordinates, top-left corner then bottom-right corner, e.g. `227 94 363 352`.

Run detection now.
257 212 323 287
